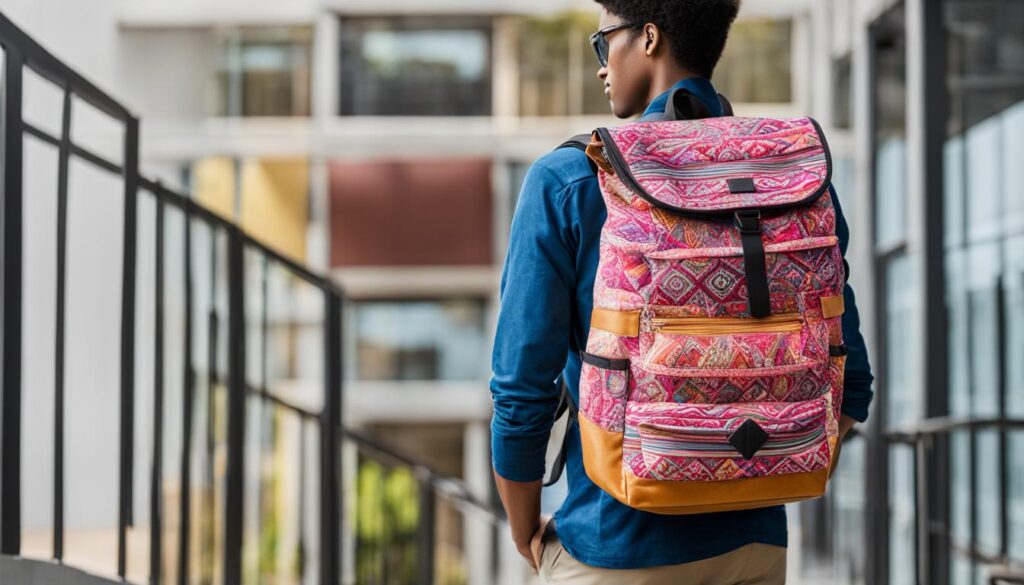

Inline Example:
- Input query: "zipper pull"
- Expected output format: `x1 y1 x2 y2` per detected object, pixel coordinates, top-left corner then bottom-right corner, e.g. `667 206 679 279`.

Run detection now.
640 306 655 332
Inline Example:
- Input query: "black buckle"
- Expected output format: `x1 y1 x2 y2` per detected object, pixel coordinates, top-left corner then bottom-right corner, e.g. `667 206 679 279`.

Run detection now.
734 210 761 234
829 344 849 357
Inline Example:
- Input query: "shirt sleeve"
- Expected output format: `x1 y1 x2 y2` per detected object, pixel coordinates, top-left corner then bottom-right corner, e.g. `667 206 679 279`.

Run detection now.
831 185 876 422
489 158 578 482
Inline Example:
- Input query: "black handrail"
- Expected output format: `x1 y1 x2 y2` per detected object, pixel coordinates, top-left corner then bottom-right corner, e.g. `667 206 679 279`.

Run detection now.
882 417 1024 584
885 416 1024 444
0 10 504 585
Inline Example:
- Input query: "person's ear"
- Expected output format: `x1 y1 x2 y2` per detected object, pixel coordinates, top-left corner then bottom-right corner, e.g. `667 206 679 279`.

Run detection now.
643 23 661 57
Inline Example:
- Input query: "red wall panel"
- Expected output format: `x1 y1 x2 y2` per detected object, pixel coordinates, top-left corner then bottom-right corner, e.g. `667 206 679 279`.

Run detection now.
329 159 493 267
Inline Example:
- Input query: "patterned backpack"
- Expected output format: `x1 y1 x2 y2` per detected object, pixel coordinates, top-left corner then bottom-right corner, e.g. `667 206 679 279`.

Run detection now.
569 110 846 514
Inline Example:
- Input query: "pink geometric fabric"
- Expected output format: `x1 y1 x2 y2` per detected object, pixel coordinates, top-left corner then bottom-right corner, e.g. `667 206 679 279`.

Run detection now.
598 117 830 213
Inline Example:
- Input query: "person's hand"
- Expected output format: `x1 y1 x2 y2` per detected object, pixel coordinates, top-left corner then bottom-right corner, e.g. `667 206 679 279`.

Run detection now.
838 414 856 441
526 515 552 572
514 515 551 572
492 472 544 570
830 415 857 477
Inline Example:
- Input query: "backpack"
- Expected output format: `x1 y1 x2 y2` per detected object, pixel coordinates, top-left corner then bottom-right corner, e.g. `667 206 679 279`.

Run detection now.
551 90 846 514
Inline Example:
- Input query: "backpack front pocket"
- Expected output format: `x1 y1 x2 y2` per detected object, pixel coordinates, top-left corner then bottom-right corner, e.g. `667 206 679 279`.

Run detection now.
641 312 828 378
623 398 831 482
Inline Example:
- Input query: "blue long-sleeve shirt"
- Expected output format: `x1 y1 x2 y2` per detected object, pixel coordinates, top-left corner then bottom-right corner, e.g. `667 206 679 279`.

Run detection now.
489 77 874 569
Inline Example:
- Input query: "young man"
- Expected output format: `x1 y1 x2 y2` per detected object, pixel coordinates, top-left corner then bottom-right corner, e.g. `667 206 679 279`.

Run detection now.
489 1 875 583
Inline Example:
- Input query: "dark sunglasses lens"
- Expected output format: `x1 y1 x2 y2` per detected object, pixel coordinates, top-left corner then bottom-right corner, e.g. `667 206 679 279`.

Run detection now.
592 34 609 66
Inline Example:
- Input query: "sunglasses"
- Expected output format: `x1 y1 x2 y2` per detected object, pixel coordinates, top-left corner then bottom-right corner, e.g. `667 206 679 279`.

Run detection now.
589 22 642 67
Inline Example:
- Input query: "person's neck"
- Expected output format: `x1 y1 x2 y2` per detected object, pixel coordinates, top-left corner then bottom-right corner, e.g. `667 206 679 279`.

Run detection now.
645 67 702 105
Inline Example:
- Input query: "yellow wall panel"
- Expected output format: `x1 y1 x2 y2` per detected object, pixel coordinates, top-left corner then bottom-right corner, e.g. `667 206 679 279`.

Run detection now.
240 158 309 263
193 156 236 220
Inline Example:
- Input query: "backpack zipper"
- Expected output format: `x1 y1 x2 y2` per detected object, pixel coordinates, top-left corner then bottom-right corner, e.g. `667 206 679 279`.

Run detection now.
636 422 824 458
651 313 803 335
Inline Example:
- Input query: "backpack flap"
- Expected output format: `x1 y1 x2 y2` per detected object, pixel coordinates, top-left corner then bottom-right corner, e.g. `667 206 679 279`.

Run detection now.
587 117 832 318
589 116 832 217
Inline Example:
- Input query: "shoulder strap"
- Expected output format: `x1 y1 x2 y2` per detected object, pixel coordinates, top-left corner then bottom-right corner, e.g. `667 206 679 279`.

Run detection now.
557 133 593 151
555 133 598 173
718 93 735 116
661 89 735 121
543 376 577 487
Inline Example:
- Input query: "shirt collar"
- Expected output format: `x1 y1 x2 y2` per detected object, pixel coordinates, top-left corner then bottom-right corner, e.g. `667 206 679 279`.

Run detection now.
641 76 723 119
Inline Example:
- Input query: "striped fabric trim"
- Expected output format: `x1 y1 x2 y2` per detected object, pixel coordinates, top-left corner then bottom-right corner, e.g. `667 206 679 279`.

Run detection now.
631 148 827 181
628 424 825 459
645 235 839 260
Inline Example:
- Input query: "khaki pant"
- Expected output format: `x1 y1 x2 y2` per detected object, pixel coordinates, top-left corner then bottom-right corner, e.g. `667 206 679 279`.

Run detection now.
537 528 786 585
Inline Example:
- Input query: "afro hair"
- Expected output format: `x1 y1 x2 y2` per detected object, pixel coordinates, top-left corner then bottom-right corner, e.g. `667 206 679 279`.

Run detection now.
594 0 742 78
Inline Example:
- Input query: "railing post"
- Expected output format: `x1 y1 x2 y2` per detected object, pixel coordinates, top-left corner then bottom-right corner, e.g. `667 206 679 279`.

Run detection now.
150 193 165 584
321 291 342 585
915 0 950 580
224 227 246 585
204 224 219 582
178 196 194 585
915 436 928 585
0 41 24 558
416 472 436 585
995 277 1009 562
53 86 72 563
117 115 139 578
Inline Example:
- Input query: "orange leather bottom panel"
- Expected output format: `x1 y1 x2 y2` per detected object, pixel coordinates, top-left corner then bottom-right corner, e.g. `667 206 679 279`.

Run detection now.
579 413 830 515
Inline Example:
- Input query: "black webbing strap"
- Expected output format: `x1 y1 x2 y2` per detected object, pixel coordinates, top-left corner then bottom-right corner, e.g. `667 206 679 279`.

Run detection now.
718 93 735 116
664 89 713 121
662 88 735 121
543 376 577 487
556 133 598 173
557 133 593 151
735 210 772 318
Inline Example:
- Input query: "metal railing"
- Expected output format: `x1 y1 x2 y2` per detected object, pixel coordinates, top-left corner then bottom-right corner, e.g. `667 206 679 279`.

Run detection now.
0 10 505 585
883 417 1024 585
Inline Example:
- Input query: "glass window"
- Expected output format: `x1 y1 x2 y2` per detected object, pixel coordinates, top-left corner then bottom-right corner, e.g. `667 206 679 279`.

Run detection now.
348 299 488 381
713 19 793 103
832 156 856 224
950 430 972 569
966 248 1002 418
946 0 1024 134
1012 431 1024 561
884 254 922 425
830 438 867 585
215 27 312 117
339 17 492 116
944 0 1024 568
1008 236 1024 420
977 429 1002 553
874 7 908 253
517 12 609 116
874 138 908 250
873 5 920 425
965 117 1003 243
946 247 972 417
889 445 917 585
833 55 853 130
869 7 921 583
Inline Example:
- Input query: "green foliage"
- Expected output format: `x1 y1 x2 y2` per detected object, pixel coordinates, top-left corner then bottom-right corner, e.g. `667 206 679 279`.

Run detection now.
355 460 421 584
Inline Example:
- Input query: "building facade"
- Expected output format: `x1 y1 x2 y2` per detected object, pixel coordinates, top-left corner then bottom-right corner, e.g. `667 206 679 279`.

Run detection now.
6 0 1020 583
802 1 1024 584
